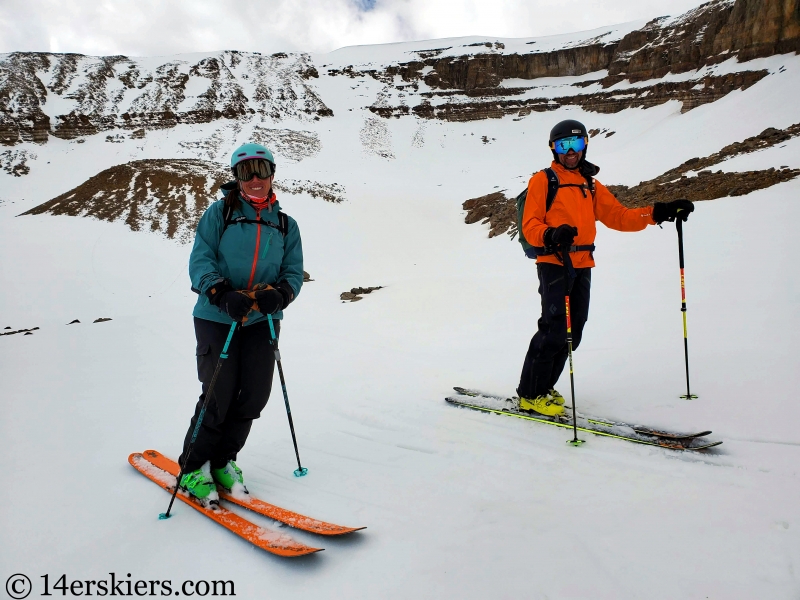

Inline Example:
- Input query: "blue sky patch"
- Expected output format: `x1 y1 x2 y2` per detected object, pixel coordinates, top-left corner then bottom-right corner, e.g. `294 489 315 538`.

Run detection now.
353 0 377 11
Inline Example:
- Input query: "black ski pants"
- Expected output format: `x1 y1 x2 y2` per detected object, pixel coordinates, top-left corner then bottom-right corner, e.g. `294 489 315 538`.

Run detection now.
517 262 591 399
179 317 279 473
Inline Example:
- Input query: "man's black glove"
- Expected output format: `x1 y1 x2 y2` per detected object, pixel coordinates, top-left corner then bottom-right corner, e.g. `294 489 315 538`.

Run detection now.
544 224 578 249
653 199 694 224
254 281 294 315
219 291 254 322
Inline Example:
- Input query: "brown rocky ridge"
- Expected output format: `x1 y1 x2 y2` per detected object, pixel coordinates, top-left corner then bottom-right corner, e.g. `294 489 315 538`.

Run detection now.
359 0 799 121
21 159 346 243
462 123 800 239
0 51 333 146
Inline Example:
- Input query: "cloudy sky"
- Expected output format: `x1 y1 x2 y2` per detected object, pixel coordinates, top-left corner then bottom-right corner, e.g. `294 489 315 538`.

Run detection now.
1 0 707 57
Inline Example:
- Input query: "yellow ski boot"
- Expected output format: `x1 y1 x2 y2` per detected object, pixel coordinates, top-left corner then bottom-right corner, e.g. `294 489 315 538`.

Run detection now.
549 388 565 405
519 395 565 417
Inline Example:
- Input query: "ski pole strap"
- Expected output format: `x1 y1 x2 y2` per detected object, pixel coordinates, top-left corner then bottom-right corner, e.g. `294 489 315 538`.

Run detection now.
220 321 237 359
528 244 595 259
266 314 281 360
554 247 578 281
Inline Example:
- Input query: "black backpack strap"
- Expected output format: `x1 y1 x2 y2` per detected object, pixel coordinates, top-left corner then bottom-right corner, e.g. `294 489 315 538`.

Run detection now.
220 201 235 238
221 207 289 240
278 211 288 237
544 168 559 212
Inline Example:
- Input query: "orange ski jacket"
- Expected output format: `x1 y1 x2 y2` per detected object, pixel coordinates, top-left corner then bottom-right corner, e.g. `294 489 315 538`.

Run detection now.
521 161 656 269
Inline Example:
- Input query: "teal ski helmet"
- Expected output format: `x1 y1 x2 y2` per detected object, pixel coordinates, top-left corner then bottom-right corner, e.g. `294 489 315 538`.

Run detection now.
230 143 276 176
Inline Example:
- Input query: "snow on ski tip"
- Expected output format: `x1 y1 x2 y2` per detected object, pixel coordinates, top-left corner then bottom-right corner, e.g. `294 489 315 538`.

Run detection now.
141 450 366 536
128 453 324 557
447 389 722 451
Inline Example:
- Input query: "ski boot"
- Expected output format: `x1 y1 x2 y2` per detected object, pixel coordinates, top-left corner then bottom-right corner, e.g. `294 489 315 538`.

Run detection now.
519 395 565 417
179 462 219 506
211 461 249 496
548 388 566 406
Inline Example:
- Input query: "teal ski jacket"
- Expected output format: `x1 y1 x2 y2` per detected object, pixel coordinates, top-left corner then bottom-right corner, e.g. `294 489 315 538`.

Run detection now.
189 192 303 326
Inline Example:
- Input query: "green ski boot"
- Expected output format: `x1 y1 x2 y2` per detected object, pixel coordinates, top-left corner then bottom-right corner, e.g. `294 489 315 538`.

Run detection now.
179 462 219 503
211 461 248 495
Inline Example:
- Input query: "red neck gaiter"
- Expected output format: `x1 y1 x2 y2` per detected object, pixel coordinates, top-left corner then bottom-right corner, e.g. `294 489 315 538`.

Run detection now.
240 188 276 211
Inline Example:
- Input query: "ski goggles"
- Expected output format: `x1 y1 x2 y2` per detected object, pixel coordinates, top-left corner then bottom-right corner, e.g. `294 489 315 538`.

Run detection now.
234 158 274 181
551 135 587 155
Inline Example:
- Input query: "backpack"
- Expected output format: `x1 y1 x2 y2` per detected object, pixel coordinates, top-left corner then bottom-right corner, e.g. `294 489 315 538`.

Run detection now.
516 165 597 259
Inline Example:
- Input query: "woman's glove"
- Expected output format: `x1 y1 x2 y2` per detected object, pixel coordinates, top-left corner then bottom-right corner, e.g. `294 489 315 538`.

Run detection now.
219 291 254 321
653 199 694 224
204 280 233 306
254 281 294 315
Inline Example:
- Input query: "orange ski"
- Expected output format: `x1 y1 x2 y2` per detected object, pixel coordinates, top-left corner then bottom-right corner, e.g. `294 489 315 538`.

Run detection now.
141 450 365 536
128 453 323 557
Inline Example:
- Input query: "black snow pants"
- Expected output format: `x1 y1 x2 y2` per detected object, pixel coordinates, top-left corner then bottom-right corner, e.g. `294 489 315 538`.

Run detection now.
179 317 279 473
517 262 591 399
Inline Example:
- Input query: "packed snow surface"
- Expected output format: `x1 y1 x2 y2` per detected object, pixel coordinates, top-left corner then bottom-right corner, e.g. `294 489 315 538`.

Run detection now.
1 33 800 600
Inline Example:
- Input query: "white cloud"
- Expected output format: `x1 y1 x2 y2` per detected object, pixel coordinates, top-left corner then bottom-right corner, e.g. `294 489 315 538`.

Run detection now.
1 0 707 57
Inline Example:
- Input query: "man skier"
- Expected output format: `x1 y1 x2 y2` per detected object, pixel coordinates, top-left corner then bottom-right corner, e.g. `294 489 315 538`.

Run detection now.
517 119 693 416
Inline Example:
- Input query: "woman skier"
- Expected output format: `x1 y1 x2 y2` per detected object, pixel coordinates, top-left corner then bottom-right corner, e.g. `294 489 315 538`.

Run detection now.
178 143 304 501
517 119 693 416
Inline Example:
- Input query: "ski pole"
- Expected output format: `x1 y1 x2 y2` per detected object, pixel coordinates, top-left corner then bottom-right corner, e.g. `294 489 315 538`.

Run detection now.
267 314 308 477
561 249 584 447
160 321 238 520
676 217 698 399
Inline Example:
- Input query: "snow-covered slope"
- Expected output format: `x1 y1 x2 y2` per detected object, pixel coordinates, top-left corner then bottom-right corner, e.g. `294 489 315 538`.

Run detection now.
2 1 800 598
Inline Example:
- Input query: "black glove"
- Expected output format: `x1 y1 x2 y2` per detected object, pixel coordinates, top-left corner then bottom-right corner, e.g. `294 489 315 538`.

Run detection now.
653 199 694 224
544 224 578 249
254 281 294 315
204 280 233 306
219 291 254 322
254 288 284 315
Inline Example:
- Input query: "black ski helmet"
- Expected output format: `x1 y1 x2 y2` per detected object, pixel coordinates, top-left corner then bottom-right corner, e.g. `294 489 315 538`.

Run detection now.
549 119 589 164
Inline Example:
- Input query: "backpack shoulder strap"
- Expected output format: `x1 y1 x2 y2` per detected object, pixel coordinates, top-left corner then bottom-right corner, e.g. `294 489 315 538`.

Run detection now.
544 168 559 212
278 211 289 237
220 201 235 239
583 174 596 197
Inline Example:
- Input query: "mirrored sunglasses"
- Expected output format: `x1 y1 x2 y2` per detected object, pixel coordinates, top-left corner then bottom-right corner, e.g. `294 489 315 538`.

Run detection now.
235 159 274 181
552 136 587 155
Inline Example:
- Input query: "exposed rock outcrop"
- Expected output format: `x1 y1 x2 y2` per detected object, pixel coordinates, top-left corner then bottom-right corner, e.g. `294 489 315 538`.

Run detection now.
0 51 333 146
364 0 798 120
21 159 346 242
1 149 36 176
608 122 800 206
340 286 384 302
373 70 768 121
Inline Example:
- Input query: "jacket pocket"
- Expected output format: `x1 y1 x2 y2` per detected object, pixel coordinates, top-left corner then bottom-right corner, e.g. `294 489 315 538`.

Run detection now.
196 343 211 357
260 232 274 260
